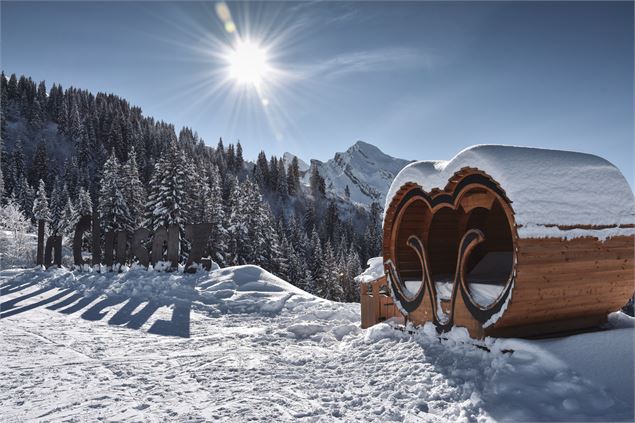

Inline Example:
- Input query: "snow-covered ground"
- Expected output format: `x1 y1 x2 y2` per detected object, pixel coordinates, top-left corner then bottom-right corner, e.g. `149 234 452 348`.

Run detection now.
1 266 633 422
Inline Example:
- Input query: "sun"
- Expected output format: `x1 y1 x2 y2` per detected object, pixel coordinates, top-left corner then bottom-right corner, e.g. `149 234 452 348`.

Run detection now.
227 40 270 86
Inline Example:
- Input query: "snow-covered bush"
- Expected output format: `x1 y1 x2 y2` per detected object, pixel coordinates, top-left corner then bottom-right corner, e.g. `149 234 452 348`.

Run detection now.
0 199 36 268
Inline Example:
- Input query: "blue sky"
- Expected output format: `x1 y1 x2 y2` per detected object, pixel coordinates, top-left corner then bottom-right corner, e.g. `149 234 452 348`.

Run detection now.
2 1 633 186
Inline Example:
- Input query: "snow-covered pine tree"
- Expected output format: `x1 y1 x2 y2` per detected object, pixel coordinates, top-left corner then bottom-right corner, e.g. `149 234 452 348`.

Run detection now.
32 179 51 222
269 156 279 192
346 248 362 302
303 200 317 233
74 187 93 217
255 202 282 271
225 177 247 265
56 96 68 135
36 80 47 105
28 98 44 131
317 240 344 301
0 195 31 267
72 186 93 252
243 178 267 264
276 233 292 281
287 242 307 289
276 158 288 197
49 180 69 236
305 230 323 295
108 113 125 162
15 176 34 219
235 141 244 173
216 138 225 162
253 151 269 189
144 140 193 253
121 147 146 228
226 143 235 172
364 201 383 258
0 156 4 201
206 165 228 265
0 139 4 202
99 151 133 233
69 100 84 145
62 198 76 239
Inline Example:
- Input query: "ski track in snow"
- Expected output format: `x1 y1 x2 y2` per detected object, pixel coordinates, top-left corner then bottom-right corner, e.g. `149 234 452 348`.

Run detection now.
0 268 633 422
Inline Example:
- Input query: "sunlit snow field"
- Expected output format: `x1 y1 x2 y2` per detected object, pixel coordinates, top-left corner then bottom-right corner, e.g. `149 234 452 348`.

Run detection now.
1 267 633 422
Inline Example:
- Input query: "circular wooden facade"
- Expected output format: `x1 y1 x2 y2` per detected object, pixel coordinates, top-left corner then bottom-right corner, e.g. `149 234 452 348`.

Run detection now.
382 167 634 338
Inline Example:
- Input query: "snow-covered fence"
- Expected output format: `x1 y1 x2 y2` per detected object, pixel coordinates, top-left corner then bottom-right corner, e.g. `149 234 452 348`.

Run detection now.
366 145 635 338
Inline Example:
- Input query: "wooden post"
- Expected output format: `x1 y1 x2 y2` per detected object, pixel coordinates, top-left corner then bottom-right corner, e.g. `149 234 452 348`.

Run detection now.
151 227 168 266
44 235 62 268
115 231 129 267
36 220 45 266
73 215 92 267
131 228 151 267
103 231 115 268
91 212 102 266
167 224 180 269
185 223 213 272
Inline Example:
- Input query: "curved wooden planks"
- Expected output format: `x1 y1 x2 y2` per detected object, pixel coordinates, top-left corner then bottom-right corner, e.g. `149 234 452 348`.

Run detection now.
379 166 634 338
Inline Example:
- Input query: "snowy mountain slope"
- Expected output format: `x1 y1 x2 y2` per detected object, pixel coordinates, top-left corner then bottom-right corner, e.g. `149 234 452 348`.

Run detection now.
302 141 411 206
1 268 633 422
282 152 310 173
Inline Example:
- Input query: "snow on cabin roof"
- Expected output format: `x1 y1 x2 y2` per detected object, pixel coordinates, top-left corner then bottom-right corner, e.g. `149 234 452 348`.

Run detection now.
385 145 635 239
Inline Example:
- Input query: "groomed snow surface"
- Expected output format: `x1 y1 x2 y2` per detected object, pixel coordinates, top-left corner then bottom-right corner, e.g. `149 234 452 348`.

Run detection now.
1 267 634 422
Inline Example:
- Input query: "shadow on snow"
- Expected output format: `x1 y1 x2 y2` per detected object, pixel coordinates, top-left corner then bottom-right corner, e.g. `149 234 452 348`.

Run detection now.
0 277 191 338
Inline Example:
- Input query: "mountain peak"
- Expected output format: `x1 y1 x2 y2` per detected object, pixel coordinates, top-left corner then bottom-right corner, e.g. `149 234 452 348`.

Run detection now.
304 140 411 206
349 140 382 154
282 152 310 172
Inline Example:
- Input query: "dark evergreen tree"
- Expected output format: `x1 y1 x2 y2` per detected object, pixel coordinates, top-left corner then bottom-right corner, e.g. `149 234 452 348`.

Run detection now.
309 163 325 198
364 201 383 259
28 140 49 188
276 158 288 197
226 143 235 172
235 141 244 172
253 151 269 189
6 74 18 100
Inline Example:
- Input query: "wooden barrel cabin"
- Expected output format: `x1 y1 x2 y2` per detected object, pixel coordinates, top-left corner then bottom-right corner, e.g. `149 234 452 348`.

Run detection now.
365 145 634 338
